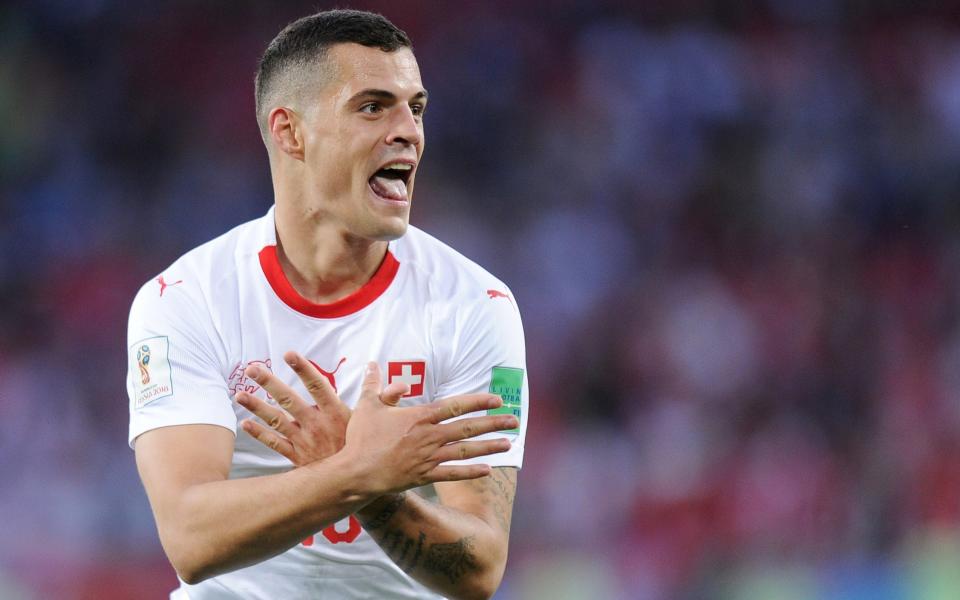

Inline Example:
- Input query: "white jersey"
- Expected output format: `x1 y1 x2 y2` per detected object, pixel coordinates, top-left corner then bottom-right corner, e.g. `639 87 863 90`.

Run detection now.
126 206 528 600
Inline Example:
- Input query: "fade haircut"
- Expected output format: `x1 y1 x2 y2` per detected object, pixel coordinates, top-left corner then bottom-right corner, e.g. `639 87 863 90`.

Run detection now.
254 9 412 144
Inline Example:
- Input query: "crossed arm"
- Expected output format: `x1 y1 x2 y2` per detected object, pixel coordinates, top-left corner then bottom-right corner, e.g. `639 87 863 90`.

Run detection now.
136 355 518 598
356 469 517 598
136 358 518 596
136 423 372 583
236 353 519 599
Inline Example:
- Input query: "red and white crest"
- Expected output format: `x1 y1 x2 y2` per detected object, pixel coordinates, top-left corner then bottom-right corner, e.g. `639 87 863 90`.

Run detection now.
387 361 426 398
228 358 274 399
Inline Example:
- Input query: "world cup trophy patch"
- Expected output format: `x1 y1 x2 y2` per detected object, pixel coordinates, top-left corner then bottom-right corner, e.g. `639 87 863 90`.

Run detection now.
130 336 174 409
137 345 151 384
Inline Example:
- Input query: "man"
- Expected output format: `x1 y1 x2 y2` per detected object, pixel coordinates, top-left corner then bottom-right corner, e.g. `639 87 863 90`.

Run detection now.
126 9 528 600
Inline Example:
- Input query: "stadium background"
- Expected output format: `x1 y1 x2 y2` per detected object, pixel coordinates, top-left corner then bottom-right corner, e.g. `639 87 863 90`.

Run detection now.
4 0 960 598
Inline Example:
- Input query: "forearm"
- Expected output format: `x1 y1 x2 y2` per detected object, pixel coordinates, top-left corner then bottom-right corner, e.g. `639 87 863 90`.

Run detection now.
156 454 373 583
356 491 506 600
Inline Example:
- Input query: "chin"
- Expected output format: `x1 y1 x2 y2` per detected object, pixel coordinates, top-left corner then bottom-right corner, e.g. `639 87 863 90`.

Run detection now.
367 219 409 242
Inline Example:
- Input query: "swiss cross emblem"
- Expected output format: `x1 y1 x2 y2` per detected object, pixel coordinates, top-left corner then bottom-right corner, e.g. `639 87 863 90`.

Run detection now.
388 361 426 397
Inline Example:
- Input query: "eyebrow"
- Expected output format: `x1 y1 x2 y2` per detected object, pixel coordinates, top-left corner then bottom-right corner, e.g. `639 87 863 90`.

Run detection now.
348 88 429 103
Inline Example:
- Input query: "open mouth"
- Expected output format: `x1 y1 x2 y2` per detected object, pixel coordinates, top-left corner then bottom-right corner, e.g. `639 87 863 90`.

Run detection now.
369 162 414 203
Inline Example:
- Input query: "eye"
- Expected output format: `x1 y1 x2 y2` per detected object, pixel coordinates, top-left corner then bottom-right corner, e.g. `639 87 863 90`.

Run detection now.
411 103 426 117
359 102 382 115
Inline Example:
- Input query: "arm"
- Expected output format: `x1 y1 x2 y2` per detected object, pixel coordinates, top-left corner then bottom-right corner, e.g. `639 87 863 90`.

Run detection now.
135 363 516 584
365 287 527 599
135 424 373 584
240 354 520 599
356 468 517 600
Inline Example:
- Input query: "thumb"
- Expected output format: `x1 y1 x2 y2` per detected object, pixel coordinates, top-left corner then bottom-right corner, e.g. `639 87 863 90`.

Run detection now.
380 381 409 406
359 362 383 406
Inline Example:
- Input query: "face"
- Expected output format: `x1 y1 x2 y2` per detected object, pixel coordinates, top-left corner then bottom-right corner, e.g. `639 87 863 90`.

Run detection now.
293 43 426 241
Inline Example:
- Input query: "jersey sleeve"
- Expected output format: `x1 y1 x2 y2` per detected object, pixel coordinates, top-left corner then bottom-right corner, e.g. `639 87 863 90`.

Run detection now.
126 277 236 448
432 287 529 469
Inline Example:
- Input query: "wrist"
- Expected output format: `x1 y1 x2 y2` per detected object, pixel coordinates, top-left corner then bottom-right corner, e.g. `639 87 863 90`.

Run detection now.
309 449 379 507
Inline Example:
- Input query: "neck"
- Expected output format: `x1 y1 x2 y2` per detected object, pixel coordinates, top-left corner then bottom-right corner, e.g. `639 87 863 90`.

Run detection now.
274 201 387 305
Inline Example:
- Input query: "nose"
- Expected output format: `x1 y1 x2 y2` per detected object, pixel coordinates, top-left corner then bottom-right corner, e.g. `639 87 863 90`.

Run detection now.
385 105 422 147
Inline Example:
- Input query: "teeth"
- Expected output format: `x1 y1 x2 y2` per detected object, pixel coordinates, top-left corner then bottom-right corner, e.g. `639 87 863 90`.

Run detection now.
383 163 413 171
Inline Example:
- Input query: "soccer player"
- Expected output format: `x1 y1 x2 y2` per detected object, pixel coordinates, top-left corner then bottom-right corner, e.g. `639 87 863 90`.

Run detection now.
126 9 528 600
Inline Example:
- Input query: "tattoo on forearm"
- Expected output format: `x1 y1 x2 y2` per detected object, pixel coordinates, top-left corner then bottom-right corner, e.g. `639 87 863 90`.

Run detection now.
362 493 407 531
465 468 517 533
364 472 515 583
492 469 517 533
403 531 426 573
490 497 510 533
369 526 427 573
490 468 517 502
382 528 405 555
423 536 480 584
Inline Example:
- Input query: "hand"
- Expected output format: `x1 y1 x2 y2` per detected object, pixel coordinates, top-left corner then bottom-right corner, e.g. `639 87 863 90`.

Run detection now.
338 362 519 494
235 351 363 466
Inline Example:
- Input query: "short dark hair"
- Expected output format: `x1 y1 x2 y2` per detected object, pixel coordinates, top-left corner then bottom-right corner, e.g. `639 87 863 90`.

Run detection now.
254 9 412 141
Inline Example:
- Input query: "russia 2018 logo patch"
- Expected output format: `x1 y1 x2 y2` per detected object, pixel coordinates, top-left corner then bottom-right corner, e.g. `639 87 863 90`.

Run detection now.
130 335 174 409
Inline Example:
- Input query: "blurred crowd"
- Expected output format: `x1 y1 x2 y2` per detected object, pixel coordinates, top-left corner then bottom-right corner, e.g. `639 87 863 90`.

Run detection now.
4 0 960 598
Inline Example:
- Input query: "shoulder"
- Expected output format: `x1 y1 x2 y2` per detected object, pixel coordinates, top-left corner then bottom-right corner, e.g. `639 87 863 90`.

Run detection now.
128 210 271 333
396 227 525 365
393 225 517 309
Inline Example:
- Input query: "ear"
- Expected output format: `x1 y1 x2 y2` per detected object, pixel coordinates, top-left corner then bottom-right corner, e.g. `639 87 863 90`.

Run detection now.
268 107 305 161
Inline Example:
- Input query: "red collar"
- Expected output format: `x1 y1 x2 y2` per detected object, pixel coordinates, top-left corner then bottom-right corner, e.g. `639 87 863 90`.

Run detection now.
258 246 399 318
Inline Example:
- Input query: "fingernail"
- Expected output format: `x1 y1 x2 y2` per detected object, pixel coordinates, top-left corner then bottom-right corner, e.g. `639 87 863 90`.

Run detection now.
285 357 296 367
247 365 261 378
501 417 517 428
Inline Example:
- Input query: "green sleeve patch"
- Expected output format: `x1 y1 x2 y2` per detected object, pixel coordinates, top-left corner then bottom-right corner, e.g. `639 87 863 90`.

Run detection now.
487 366 523 433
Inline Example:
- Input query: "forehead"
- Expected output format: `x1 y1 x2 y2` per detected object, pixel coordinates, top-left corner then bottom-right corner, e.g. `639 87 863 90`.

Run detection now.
325 43 423 99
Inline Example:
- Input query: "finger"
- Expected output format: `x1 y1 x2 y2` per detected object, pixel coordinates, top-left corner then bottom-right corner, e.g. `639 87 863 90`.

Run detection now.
236 391 297 438
433 439 511 463
284 351 345 415
358 362 383 406
434 414 519 444
245 363 312 419
240 419 296 461
427 394 503 424
380 381 409 406
426 464 492 483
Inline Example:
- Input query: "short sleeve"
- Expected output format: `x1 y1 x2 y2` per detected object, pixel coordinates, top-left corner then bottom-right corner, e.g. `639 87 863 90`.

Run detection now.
433 287 529 469
126 277 236 448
